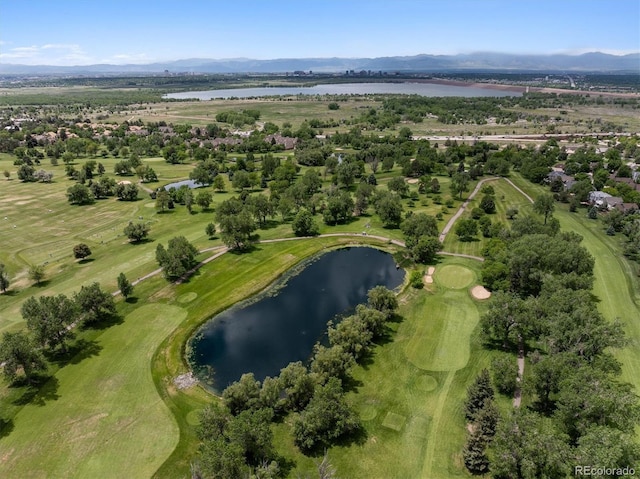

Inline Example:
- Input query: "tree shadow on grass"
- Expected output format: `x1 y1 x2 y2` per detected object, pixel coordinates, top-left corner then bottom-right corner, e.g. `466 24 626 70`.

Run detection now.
0 418 14 438
125 296 139 304
12 375 60 406
33 279 52 288
45 338 103 367
77 258 95 265
81 313 124 331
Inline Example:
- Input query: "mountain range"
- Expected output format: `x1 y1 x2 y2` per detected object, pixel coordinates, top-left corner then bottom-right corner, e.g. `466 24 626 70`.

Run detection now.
1 52 638 75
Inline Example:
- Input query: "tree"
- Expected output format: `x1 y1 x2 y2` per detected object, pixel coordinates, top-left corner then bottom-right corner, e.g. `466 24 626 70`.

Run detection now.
463 429 490 474
367 286 398 319
293 377 360 452
155 189 170 212
115 182 139 201
117 272 133 299
74 282 116 325
506 206 519 220
292 209 319 237
387 176 409 197
3 170 9 180
223 373 262 415
480 194 496 214
323 191 354 225
451 172 470 199
455 219 478 241
28 264 45 285
0 263 10 293
190 159 218 186
73 243 92 260
183 188 194 213
533 193 555 225
401 213 439 248
480 291 529 349
205 222 216 238
0 331 47 383
22 294 78 352
465 369 494 422
196 190 212 210
17 164 36 182
310 344 355 384
123 222 150 243
410 236 442 264
491 355 519 395
277 361 316 412
328 315 373 361
218 209 257 250
156 236 198 279
213 174 226 191
374 190 403 228
67 183 94 205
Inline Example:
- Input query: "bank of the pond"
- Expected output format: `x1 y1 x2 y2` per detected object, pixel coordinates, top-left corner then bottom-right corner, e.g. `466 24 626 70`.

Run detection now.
188 246 405 392
151 236 405 478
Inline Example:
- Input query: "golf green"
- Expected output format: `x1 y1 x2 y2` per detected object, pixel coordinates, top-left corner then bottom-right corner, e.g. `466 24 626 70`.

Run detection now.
435 265 474 289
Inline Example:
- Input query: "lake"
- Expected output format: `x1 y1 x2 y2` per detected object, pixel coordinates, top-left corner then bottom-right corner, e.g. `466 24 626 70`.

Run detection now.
163 179 207 190
164 82 520 100
189 246 405 392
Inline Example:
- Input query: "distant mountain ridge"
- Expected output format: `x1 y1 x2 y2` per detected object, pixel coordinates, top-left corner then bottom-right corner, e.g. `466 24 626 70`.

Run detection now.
1 52 638 75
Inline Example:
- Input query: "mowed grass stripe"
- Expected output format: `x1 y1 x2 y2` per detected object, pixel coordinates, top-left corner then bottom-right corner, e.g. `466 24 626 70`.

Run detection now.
0 304 185 479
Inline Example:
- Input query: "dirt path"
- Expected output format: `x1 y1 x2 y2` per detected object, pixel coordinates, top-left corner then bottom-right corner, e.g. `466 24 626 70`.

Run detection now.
513 340 526 408
439 177 500 243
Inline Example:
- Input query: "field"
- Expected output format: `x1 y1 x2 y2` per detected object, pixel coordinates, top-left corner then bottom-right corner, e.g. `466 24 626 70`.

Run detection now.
1 85 639 478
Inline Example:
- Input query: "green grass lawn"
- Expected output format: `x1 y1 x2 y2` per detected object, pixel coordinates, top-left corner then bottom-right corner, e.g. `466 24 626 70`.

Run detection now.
0 301 185 479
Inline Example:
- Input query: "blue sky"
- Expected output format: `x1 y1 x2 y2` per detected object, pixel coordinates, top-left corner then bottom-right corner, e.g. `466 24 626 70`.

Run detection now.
1 0 638 65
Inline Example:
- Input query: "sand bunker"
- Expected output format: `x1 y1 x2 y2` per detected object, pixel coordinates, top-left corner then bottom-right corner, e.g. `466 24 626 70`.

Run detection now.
471 285 491 300
407 178 419 184
423 266 435 285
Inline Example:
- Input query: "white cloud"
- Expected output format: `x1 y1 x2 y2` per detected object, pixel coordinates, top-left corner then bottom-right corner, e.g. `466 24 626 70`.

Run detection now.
0 43 93 65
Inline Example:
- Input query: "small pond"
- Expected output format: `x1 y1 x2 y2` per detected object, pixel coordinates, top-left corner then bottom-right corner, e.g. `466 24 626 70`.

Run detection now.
163 179 208 190
189 247 405 392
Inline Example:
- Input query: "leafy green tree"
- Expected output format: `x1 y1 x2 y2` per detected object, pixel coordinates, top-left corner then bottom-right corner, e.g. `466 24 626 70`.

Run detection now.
293 377 360 452
196 190 212 210
373 190 403 228
226 408 275 465
292 209 319 237
465 369 494 422
3 170 10 180
490 410 571 479
22 294 79 352
0 330 47 383
218 209 256 250
491 355 518 395
190 159 218 186
277 361 315 412
328 315 373 361
480 291 528 349
28 264 45 285
213 174 226 191
223 373 262 415
67 183 94 205
183 188 194 213
387 176 409 197
117 272 133 299
533 193 555 225
575 426 640 472
115 182 139 201
506 206 519 219
198 437 245 479
310 344 355 384
480 194 496 214
323 191 354 225
17 164 36 182
455 218 478 241
401 212 439 248
73 243 92 260
0 263 9 293
74 282 116 325
246 194 274 227
205 222 216 238
155 189 170 212
155 236 198 279
450 172 470 199
123 222 150 243
354 304 387 339
367 286 398 319
410 236 442 264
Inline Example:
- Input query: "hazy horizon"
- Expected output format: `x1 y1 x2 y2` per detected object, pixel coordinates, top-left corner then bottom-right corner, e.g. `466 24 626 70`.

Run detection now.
1 0 638 66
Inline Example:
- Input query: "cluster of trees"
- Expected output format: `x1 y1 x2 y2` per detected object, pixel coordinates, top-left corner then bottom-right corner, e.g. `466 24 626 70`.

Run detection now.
0 281 115 383
194 286 399 477
155 236 198 280
472 216 640 475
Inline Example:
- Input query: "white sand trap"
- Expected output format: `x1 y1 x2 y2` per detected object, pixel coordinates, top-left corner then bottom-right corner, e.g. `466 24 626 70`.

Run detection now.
117 180 132 185
471 285 491 300
423 275 433 284
407 178 419 184
427 266 435 275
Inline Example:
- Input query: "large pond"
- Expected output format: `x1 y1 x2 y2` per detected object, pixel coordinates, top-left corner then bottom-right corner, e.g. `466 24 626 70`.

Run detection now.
189 247 405 392
164 82 520 100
